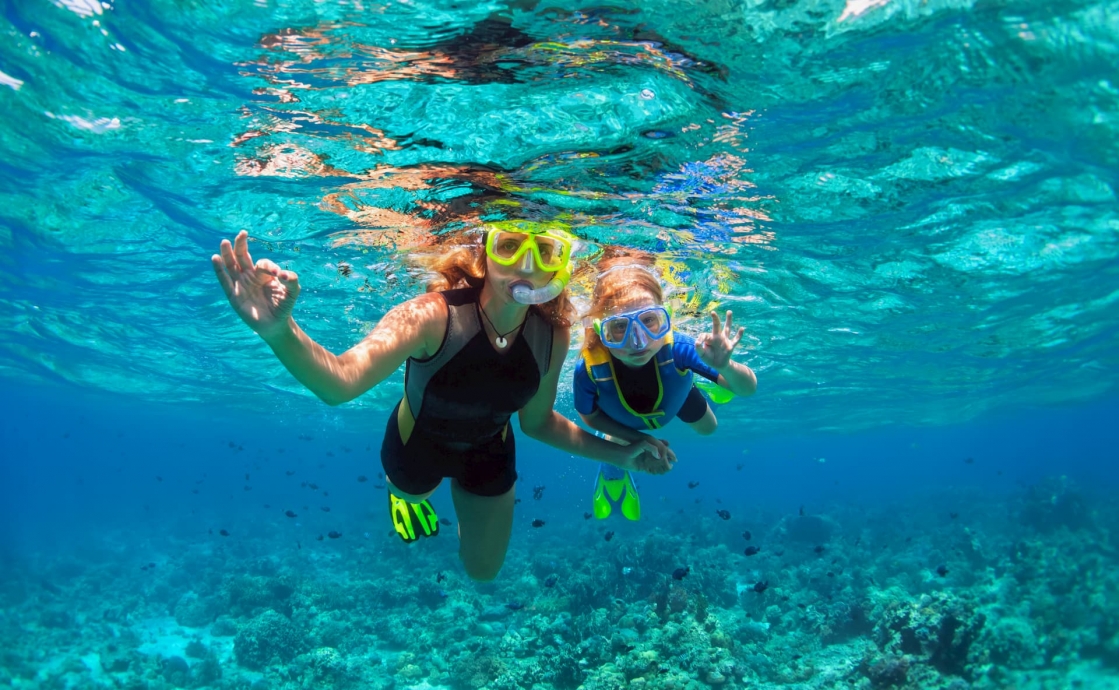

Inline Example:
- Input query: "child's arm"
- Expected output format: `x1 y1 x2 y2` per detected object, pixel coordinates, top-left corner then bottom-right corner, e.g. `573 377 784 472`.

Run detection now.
714 360 757 397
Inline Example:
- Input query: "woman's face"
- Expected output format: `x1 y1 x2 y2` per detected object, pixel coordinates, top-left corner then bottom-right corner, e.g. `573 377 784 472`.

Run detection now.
603 290 667 368
485 254 555 303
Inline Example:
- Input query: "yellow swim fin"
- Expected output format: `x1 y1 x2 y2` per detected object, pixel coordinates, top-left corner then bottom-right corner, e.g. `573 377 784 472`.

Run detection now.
389 491 439 542
591 467 641 521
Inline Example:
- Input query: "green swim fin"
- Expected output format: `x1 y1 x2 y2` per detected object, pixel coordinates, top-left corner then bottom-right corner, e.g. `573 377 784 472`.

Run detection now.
592 466 641 521
696 380 735 405
388 491 439 542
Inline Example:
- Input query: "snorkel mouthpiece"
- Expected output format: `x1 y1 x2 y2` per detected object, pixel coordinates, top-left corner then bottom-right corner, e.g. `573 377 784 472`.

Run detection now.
511 264 571 305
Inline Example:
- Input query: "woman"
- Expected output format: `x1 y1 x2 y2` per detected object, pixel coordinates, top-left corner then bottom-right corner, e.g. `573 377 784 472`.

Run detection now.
211 224 670 581
575 254 758 521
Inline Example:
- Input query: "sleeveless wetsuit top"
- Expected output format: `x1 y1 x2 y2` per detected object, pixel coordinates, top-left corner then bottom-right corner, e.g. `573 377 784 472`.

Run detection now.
404 286 553 446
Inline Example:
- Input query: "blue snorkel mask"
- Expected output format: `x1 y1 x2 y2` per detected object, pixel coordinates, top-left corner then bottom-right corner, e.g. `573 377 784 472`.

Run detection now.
594 305 672 349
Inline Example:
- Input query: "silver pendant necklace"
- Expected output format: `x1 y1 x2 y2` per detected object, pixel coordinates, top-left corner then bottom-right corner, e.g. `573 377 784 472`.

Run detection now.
478 304 523 349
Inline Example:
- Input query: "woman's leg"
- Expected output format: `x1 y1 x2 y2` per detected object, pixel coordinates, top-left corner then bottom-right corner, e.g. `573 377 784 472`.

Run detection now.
450 480 516 581
387 480 439 502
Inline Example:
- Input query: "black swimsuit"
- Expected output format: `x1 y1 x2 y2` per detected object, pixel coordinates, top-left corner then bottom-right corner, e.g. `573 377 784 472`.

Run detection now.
380 287 552 497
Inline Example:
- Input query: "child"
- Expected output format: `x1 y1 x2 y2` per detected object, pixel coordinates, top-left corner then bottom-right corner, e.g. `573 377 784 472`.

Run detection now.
574 254 758 520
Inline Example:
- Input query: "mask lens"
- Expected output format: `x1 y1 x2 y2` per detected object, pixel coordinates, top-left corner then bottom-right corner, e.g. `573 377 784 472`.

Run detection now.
639 308 669 336
602 318 630 345
533 236 567 270
491 232 529 261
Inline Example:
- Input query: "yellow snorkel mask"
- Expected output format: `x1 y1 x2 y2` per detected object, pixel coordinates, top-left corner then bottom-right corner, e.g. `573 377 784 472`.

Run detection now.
484 220 575 305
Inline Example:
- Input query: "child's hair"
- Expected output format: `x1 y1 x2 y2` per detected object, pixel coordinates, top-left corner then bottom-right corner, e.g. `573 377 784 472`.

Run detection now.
583 249 664 350
417 231 575 328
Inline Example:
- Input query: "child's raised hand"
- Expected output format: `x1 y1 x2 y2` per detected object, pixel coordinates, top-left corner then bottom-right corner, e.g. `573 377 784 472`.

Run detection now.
695 310 745 370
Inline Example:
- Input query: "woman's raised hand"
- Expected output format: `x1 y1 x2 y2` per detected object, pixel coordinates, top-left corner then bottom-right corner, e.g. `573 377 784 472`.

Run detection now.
212 230 301 339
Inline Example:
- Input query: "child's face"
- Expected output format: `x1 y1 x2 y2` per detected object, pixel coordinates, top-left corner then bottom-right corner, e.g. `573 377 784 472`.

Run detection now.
603 291 668 368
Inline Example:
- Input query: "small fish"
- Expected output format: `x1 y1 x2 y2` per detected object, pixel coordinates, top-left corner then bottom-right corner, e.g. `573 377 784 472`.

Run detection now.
672 567 690 580
936 564 949 577
286 470 295 476
264 504 271 509
799 505 805 516
219 529 230 537
191 489 199 494
964 457 974 464
752 581 769 593
544 575 558 588
296 541 301 550
813 545 825 555
439 518 452 526
531 519 545 528
744 546 761 556
515 498 522 504
374 484 386 490
736 463 743 471
308 483 319 490
321 506 331 512
285 510 297 518
156 476 163 482
436 572 446 583
245 473 250 481
742 530 752 541
357 475 368 483
533 485 546 500
797 603 807 609
827 572 835 578
327 531 342 539
505 602 524 611
687 481 700 489
316 534 324 541
950 512 959 519
716 509 731 521
583 512 593 520
604 531 614 542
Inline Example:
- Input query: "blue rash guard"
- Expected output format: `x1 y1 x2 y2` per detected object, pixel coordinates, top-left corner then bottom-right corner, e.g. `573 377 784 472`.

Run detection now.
574 331 721 431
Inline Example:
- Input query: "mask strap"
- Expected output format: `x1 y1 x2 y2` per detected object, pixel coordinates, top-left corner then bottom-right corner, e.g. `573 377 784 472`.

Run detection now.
596 263 660 282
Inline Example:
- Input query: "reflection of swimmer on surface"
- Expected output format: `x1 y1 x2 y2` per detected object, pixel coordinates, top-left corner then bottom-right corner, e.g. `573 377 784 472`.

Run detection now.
575 251 757 521
211 224 671 580
251 14 725 90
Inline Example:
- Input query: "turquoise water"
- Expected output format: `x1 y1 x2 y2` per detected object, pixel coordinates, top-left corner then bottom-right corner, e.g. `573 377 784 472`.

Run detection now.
2 0 1119 688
